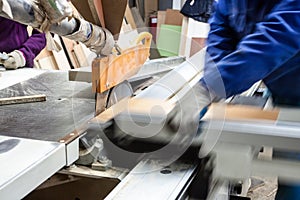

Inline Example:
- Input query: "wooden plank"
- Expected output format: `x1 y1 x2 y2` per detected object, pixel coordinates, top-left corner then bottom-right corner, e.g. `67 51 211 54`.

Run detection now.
37 55 59 70
179 16 188 56
72 0 126 36
87 0 101 25
73 43 89 68
165 9 183 26
0 94 46 106
91 98 175 124
203 104 280 122
93 0 105 27
183 19 210 58
125 4 137 29
102 0 127 37
52 35 71 70
156 11 166 42
35 48 53 60
131 7 147 31
61 37 80 68
68 68 92 82
190 37 206 57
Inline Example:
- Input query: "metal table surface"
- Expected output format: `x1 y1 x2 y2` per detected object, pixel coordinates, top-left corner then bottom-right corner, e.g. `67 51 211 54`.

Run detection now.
105 159 197 200
0 134 65 199
0 69 96 199
0 70 95 142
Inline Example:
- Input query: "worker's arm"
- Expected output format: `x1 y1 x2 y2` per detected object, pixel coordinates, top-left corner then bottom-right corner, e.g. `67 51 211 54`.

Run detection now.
202 0 300 99
18 29 46 67
2 28 46 69
205 1 238 64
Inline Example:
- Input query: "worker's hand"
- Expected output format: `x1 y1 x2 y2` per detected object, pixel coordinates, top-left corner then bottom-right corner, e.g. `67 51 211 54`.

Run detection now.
167 83 212 133
1 50 26 70
99 28 115 56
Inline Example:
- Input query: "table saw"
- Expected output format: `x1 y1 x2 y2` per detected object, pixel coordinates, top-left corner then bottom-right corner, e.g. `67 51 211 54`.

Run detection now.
0 56 202 199
1 1 300 199
2 52 300 200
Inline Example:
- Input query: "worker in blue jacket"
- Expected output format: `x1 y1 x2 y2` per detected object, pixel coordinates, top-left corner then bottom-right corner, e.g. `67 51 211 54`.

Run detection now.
203 0 300 104
170 0 300 199
206 0 300 199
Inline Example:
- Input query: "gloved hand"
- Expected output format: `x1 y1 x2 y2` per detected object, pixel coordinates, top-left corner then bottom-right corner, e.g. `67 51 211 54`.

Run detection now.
65 18 115 56
1 50 26 69
167 83 213 133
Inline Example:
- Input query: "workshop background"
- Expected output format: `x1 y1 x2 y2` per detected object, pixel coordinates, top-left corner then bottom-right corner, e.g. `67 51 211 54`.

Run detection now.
33 0 209 71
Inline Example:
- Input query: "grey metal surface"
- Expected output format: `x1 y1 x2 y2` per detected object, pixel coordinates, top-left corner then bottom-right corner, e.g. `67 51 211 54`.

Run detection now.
106 80 133 108
201 119 300 151
277 107 300 124
105 159 197 200
200 107 300 183
0 135 65 199
68 67 93 83
136 54 204 100
0 71 95 142
60 164 128 180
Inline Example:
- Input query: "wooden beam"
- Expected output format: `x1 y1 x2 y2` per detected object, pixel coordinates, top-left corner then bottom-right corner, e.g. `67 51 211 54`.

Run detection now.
91 98 175 124
0 94 46 106
203 104 279 122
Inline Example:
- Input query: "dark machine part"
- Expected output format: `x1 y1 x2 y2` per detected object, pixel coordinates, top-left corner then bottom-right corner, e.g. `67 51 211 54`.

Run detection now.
76 78 157 166
187 156 214 200
106 80 133 108
77 81 134 166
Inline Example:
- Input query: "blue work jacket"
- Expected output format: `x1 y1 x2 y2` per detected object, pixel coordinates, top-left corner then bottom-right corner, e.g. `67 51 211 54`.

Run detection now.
202 0 300 105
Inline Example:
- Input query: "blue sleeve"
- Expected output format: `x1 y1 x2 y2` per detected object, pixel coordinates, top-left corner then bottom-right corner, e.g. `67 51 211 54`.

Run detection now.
203 0 300 99
205 1 237 64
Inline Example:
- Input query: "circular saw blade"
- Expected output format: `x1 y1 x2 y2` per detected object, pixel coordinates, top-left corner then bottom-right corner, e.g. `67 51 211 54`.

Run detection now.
106 80 133 108
78 80 133 165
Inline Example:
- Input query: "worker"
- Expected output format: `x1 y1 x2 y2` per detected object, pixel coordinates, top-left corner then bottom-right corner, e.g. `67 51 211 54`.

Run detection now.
0 17 46 69
169 0 300 199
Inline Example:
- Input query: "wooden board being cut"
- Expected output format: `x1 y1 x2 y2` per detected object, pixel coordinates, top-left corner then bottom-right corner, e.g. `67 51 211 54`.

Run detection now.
91 98 174 124
203 103 279 122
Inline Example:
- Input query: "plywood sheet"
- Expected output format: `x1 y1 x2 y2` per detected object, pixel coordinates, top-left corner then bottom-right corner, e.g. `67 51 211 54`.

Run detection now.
157 24 181 56
165 9 183 26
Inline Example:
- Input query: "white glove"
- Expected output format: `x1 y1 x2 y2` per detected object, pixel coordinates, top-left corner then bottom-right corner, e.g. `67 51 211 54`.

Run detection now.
65 18 115 56
1 50 26 69
99 28 115 56
167 83 213 133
